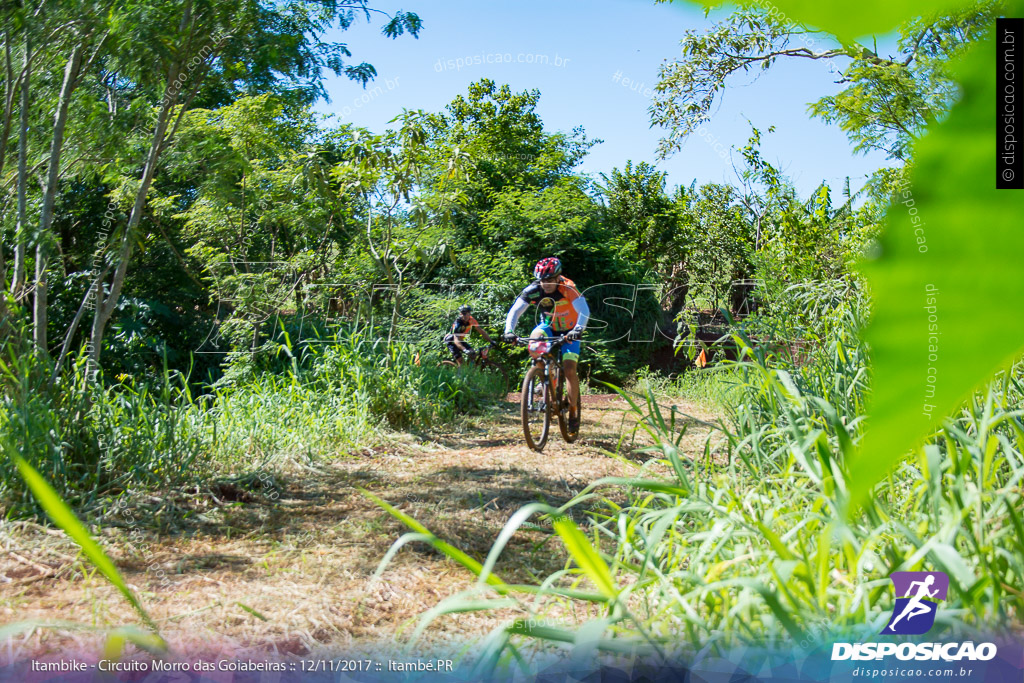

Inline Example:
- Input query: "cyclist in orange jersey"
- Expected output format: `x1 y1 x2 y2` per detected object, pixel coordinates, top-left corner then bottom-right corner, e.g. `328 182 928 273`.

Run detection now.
502 257 589 433
445 304 495 365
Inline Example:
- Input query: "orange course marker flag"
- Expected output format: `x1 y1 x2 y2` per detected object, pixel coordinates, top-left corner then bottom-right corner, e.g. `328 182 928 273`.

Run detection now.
696 350 707 368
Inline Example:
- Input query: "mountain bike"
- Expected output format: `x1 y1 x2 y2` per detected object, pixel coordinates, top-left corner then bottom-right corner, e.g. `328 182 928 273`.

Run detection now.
511 335 582 451
440 342 509 395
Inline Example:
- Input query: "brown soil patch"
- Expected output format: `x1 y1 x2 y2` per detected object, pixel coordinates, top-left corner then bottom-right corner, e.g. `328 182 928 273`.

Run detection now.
0 392 723 662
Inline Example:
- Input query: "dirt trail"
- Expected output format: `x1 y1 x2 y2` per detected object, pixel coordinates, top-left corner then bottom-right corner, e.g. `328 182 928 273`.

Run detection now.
0 393 722 661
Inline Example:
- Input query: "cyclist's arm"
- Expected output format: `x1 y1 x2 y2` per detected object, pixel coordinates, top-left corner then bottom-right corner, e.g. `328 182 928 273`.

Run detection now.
466 316 488 347
475 323 494 345
467 316 489 343
572 295 590 330
504 298 530 334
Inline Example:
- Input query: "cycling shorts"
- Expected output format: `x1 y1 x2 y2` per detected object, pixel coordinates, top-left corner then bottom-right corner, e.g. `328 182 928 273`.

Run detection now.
446 340 474 359
532 324 580 362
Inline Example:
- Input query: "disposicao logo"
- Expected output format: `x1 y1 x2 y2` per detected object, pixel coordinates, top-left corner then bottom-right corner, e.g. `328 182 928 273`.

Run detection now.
883 571 948 635
831 570 998 662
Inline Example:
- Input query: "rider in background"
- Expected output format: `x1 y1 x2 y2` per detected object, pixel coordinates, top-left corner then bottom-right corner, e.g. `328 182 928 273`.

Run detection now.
502 257 589 433
445 304 495 366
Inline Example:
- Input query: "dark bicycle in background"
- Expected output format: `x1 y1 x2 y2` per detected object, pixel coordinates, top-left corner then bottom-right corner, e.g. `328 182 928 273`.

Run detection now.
440 339 509 396
510 334 582 451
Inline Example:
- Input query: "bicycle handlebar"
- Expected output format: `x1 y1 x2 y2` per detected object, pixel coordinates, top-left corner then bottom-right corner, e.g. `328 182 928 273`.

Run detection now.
507 334 584 346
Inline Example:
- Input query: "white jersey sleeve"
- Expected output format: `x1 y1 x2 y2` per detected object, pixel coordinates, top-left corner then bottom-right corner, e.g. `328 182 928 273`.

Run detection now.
504 297 530 334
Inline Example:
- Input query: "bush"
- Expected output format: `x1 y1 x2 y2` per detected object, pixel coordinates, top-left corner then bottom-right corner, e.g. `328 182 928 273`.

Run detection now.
1 341 211 515
1 322 502 517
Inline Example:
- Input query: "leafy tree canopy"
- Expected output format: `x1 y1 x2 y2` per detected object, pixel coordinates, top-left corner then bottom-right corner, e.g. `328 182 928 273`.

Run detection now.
650 1 995 160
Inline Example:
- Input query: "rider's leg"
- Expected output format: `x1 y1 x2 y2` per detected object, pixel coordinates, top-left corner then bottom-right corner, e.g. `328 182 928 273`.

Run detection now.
563 360 579 416
530 325 551 367
446 341 463 365
561 336 581 417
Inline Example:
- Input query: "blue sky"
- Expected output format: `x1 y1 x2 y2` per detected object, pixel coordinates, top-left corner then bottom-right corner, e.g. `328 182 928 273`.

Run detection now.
313 0 899 198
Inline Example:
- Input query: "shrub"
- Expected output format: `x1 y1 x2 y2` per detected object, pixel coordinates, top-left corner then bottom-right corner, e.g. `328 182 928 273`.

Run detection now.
1 323 502 517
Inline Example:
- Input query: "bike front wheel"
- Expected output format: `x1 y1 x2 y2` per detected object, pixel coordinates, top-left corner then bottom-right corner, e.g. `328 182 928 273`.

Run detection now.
521 364 550 451
555 373 582 443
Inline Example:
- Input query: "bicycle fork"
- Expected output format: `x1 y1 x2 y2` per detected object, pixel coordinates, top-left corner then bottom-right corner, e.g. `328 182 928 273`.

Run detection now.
549 365 567 413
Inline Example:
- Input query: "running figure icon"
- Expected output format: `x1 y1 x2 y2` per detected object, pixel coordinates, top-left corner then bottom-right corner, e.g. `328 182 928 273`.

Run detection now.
882 571 948 635
887 575 938 631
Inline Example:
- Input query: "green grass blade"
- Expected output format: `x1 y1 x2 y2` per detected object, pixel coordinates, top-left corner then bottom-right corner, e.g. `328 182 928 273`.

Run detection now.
361 488 508 590
236 602 269 621
479 502 559 587
552 516 617 600
12 454 161 636
851 8 1024 513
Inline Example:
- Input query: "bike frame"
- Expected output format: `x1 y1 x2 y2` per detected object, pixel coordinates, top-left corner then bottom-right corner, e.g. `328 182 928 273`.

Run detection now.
456 346 488 367
445 340 493 367
522 335 567 386
515 334 583 450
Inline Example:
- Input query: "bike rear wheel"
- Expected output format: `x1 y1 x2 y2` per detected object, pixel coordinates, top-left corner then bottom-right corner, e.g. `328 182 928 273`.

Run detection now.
521 364 550 451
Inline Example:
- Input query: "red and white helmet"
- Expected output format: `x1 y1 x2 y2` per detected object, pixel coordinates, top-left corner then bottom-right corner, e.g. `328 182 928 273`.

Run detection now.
533 257 562 280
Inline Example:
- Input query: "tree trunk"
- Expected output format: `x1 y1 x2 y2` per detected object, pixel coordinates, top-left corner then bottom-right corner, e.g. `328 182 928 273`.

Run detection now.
32 244 47 351
0 28 8 298
89 77 178 368
0 27 17 191
32 42 84 354
88 5 221 371
387 272 403 347
88 20 228 374
49 265 110 387
10 31 29 297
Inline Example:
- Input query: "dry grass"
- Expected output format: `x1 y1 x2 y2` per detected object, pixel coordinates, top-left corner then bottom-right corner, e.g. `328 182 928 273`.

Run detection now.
0 393 721 662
